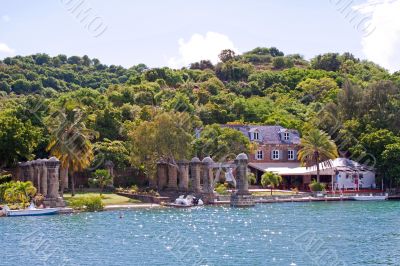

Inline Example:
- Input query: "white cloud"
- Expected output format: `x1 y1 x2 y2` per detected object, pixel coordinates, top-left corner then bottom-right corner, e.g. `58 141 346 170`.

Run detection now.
2 15 10 22
168 32 238 68
0 42 15 54
354 0 400 72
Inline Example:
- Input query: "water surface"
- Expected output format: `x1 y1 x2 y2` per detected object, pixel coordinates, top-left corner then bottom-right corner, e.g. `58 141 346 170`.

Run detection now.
1 201 399 265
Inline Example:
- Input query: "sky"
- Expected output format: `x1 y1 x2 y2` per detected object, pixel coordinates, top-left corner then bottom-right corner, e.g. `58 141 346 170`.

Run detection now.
0 0 399 72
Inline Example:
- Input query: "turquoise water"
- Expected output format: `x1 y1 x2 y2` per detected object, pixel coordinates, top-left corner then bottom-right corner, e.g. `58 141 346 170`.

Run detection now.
1 201 399 266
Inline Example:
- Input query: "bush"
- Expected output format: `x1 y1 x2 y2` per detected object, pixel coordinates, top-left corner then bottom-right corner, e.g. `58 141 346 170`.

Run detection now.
0 182 13 202
130 185 139 193
68 195 104 212
309 180 326 192
215 183 229 195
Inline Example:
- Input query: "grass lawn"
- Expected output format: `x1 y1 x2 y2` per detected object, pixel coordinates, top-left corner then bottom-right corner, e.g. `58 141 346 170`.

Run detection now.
63 192 141 206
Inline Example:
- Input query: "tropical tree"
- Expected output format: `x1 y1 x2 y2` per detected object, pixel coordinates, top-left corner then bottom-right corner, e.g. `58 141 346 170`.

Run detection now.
129 112 194 182
0 111 41 168
88 169 112 196
261 172 282 195
193 124 250 161
298 129 338 183
4 181 37 206
47 105 96 196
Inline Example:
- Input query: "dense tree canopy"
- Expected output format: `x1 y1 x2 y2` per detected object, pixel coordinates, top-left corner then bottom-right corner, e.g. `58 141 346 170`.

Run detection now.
0 48 399 187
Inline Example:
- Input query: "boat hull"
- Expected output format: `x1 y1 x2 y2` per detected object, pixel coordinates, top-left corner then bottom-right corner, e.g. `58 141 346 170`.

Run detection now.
6 208 59 217
352 196 387 201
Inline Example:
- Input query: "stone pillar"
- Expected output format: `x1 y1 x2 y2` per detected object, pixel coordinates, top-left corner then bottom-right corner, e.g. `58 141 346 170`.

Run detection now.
18 162 26 181
177 160 189 191
157 161 168 190
44 157 65 207
235 153 249 195
41 159 48 197
105 160 115 187
26 162 34 183
190 157 202 193
201 157 214 194
231 153 254 207
32 160 42 194
166 162 178 190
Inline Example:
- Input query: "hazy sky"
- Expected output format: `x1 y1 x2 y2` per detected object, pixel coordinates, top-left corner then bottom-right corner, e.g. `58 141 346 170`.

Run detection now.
0 0 399 72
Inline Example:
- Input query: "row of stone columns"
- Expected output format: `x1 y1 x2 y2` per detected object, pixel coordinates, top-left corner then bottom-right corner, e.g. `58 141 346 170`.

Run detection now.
157 157 214 193
18 157 65 207
156 153 249 196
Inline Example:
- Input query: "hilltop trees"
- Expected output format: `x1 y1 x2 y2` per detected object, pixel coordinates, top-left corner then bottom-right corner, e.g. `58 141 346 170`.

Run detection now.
0 48 399 188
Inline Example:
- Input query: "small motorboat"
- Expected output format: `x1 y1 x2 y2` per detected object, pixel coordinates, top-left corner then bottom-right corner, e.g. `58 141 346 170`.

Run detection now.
166 195 204 208
2 202 59 217
351 194 387 201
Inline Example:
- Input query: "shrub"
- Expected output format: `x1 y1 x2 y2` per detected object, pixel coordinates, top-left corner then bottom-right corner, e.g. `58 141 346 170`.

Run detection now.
3 181 37 206
0 182 13 202
68 195 104 212
130 185 139 193
309 180 326 192
215 183 229 195
247 172 256 185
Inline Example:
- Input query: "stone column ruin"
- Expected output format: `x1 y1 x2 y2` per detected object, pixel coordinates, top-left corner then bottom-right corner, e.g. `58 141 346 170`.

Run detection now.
190 157 202 193
166 162 178 190
231 153 254 207
16 157 66 207
201 157 214 194
177 160 189 191
156 161 168 190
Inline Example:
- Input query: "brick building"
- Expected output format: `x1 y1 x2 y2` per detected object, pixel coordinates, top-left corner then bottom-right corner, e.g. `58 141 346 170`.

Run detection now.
221 124 301 163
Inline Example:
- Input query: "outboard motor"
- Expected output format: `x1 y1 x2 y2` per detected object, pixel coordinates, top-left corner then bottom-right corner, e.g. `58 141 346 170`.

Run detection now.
192 197 199 206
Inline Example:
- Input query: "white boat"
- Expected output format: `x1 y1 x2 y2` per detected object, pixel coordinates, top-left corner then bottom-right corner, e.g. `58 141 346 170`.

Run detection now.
169 195 204 207
2 203 59 217
351 194 387 201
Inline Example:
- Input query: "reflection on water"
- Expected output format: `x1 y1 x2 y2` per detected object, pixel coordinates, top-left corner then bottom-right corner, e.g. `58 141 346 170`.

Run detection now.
1 201 400 265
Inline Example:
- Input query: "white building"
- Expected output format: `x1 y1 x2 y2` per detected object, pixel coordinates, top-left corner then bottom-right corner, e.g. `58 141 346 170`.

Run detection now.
249 158 376 191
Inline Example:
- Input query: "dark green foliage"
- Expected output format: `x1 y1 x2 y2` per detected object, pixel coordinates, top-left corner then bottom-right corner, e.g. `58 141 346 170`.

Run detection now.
0 48 399 188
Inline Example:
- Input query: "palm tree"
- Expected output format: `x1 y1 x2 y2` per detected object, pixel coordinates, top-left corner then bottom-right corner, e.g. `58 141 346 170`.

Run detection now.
47 106 96 196
298 129 339 183
261 172 282 196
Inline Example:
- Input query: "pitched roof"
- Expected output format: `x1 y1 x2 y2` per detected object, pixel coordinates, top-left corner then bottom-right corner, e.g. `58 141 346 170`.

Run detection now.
221 124 301 144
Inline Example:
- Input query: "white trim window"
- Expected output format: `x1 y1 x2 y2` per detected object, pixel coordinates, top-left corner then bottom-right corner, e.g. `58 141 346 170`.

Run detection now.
288 150 295 160
284 132 290 141
272 150 280 160
253 131 259 140
256 150 263 160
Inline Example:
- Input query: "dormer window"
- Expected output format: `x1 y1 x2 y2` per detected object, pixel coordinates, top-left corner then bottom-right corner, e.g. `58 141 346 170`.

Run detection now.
253 131 259 140
284 132 290 141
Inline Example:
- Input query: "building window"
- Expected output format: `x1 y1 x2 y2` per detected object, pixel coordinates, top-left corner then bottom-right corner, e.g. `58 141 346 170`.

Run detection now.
288 150 295 160
256 150 263 160
272 150 280 160
253 132 259 140
284 132 290 141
